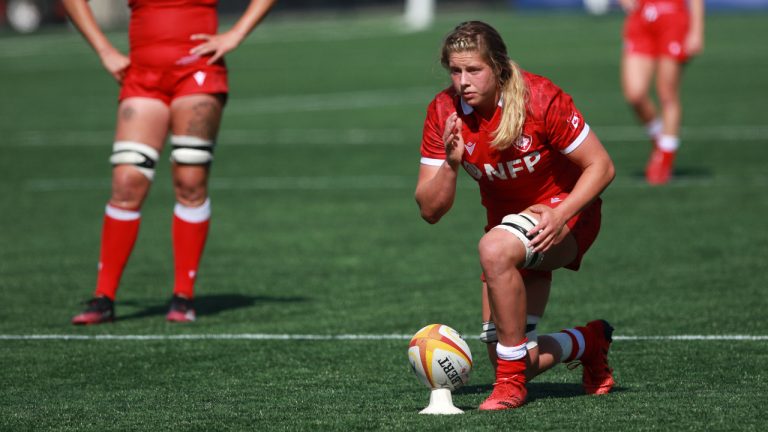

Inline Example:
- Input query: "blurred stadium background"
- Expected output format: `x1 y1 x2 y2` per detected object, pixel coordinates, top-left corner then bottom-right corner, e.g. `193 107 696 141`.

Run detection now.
3 0 768 34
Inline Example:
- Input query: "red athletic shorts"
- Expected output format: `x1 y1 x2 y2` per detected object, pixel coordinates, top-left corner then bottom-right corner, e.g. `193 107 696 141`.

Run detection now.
623 1 690 62
119 61 228 105
481 193 602 282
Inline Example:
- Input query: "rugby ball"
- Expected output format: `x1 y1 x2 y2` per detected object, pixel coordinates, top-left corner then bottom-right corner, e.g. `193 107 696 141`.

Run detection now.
408 324 472 391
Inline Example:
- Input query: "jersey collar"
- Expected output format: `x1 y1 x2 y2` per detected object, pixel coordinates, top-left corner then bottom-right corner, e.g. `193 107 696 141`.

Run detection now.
459 97 503 116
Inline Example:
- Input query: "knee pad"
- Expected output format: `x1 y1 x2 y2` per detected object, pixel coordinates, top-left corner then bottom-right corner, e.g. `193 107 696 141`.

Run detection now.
525 315 539 350
170 135 214 165
480 321 497 344
110 141 159 180
494 213 544 269
480 315 540 349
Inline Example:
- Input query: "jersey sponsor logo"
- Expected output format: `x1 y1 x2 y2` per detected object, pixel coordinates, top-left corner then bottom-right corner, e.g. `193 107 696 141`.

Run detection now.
462 160 483 180
550 196 562 204
513 134 533 153
464 151 542 182
465 141 476 156
568 112 581 130
193 71 207 86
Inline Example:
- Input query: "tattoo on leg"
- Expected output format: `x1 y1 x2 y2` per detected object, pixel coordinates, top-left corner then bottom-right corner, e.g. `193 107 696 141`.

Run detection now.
120 106 136 121
184 100 221 139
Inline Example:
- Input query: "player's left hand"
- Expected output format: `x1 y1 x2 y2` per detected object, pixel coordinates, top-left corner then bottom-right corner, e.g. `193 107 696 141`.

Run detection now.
684 31 704 57
526 204 568 253
188 31 244 65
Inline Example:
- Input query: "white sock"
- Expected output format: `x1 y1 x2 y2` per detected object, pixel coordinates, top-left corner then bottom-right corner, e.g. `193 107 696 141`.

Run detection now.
549 328 585 362
496 341 528 361
657 134 679 152
646 118 662 139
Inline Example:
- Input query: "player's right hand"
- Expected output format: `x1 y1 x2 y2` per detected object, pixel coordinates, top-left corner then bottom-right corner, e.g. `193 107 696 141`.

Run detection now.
99 48 130 84
618 0 637 13
443 112 465 169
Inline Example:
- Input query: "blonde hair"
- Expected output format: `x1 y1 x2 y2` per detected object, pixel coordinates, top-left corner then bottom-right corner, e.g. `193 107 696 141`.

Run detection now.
440 21 527 150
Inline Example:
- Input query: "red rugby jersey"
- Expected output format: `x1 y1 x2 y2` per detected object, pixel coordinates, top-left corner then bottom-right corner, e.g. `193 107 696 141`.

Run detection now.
420 71 591 223
128 0 218 67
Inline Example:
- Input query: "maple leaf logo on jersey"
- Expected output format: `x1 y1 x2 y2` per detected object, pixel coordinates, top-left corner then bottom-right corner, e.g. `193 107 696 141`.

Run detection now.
568 112 581 130
513 134 533 153
465 141 476 155
193 71 207 86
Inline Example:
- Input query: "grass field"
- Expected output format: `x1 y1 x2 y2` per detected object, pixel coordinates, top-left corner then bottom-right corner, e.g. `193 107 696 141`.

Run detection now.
1 7 767 431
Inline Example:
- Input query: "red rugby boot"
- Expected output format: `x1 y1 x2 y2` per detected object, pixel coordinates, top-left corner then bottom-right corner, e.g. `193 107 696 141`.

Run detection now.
478 358 527 410
72 297 114 325
645 147 676 185
573 319 615 395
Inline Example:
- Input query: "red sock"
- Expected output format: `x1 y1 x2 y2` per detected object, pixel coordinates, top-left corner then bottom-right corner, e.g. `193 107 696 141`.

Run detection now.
496 357 527 382
495 338 528 381
94 205 141 300
172 200 211 299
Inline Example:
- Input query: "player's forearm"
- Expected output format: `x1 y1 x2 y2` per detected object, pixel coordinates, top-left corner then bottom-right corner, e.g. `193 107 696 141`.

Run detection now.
61 0 117 57
229 0 277 41
415 163 459 224
689 0 705 35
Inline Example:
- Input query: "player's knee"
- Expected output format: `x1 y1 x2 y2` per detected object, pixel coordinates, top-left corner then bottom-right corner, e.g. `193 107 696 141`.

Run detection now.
110 141 159 180
174 187 208 207
478 231 524 273
170 135 214 165
623 88 647 106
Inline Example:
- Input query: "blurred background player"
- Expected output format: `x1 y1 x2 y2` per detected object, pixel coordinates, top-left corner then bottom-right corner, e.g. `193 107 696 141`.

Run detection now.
415 21 616 410
620 0 705 184
65 0 277 324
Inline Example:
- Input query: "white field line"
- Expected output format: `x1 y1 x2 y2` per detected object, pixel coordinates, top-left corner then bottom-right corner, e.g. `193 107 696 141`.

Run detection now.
22 173 768 192
0 334 766 341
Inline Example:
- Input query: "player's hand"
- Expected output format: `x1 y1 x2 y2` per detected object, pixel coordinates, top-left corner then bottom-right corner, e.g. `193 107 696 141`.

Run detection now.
442 112 465 170
618 0 637 13
99 48 130 84
189 31 243 65
526 204 568 253
685 31 704 57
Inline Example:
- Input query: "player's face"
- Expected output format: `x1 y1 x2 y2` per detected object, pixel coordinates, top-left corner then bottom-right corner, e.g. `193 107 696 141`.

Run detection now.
448 51 499 115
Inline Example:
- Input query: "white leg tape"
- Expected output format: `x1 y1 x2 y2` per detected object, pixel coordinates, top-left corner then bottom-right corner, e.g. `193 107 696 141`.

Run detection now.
493 213 544 268
110 141 159 180
480 321 497 343
170 135 214 165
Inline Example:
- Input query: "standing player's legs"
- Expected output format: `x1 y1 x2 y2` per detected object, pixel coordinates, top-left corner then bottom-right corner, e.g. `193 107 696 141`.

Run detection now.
73 97 171 325
165 93 224 322
645 57 683 184
621 53 659 139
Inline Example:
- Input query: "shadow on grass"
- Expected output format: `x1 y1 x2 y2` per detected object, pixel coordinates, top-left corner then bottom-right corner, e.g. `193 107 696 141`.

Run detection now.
449 381 627 412
116 293 307 321
630 166 713 183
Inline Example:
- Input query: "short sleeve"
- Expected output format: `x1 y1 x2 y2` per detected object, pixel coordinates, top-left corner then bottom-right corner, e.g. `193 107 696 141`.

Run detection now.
545 89 590 155
420 97 448 166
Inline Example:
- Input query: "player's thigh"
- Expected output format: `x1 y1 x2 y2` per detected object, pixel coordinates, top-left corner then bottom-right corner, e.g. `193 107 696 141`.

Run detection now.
655 57 682 102
114 97 172 150
621 54 656 101
531 228 578 272
170 93 225 139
